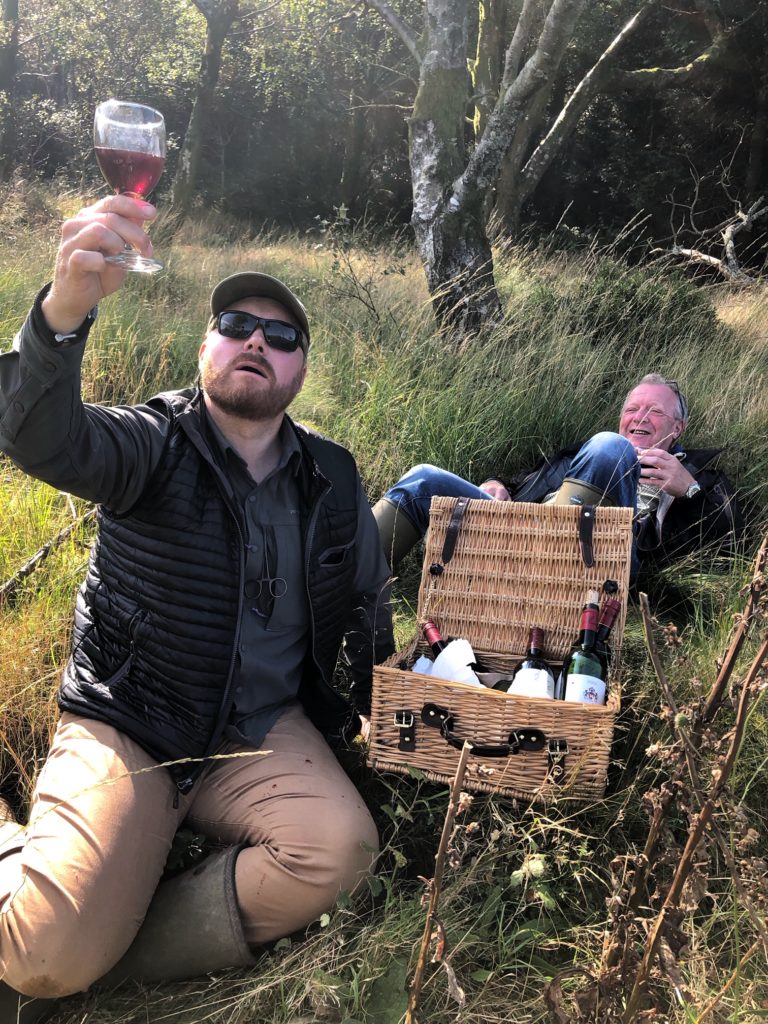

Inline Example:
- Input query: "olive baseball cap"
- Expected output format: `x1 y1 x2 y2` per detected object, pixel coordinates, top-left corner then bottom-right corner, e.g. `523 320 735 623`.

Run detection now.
210 272 310 345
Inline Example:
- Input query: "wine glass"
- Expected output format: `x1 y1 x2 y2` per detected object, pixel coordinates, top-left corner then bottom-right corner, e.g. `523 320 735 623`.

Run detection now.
94 99 166 274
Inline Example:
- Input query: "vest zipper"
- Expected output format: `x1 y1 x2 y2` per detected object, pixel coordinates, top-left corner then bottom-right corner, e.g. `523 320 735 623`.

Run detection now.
304 470 333 682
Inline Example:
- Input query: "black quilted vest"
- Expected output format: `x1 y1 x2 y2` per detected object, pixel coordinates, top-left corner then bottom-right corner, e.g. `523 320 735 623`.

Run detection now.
58 391 361 791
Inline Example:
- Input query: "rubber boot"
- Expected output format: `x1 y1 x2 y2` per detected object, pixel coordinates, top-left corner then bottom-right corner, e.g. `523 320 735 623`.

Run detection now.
372 497 422 569
0 983 55 1024
100 846 257 986
546 477 615 507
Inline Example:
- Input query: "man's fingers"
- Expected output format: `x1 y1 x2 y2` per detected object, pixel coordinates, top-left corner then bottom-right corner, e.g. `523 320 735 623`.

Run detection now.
62 217 153 259
74 195 157 223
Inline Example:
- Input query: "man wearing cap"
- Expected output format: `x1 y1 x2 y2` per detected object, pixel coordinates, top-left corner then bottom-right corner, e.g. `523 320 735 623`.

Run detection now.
0 195 393 1013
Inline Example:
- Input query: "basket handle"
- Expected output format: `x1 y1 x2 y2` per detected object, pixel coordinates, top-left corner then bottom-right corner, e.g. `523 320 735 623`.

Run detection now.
421 703 546 758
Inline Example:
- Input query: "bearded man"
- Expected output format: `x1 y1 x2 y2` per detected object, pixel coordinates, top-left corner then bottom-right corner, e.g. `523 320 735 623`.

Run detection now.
0 195 393 1017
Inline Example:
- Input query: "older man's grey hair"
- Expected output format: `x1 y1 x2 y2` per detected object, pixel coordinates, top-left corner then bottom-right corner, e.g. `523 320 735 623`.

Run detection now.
633 374 689 426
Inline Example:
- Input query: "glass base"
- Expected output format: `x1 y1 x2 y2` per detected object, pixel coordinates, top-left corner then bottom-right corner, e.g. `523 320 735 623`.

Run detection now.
104 249 163 274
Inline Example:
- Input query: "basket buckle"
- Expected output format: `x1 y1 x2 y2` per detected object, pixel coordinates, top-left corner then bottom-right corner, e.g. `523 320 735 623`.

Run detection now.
547 737 569 783
394 710 416 752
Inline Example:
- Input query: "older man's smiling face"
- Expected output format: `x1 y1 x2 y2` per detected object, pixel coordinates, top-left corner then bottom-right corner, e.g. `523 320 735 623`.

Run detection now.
619 382 684 452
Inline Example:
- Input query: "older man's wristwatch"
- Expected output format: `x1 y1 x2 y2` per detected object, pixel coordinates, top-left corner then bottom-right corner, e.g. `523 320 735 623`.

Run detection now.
684 482 702 499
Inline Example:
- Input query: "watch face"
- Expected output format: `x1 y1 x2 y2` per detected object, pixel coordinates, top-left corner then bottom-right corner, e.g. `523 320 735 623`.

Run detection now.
686 483 701 499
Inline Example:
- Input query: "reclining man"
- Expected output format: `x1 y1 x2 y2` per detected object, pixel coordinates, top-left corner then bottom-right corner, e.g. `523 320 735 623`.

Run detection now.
374 375 742 572
0 195 393 1013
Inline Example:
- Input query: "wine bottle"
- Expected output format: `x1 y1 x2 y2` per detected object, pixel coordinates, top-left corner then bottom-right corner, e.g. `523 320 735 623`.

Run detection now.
562 590 607 704
557 589 601 694
422 619 448 657
595 596 621 670
420 620 483 687
507 627 555 698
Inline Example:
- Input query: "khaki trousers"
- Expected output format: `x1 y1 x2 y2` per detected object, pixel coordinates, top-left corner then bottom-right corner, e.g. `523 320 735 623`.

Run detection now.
0 703 378 997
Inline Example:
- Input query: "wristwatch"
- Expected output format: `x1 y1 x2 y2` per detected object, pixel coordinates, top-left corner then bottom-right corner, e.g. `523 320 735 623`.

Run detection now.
684 482 702 499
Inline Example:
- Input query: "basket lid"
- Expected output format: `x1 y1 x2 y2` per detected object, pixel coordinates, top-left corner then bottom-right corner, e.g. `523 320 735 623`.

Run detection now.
417 498 634 661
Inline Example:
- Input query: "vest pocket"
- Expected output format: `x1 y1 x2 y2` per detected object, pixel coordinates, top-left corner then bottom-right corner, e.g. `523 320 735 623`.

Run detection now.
100 609 144 687
317 542 353 567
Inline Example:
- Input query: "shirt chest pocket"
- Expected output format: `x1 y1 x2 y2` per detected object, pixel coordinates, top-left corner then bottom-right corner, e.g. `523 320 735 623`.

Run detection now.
258 521 308 631
316 542 354 568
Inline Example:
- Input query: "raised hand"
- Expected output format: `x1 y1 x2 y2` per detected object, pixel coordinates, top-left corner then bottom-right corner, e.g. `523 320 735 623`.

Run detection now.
638 448 697 497
479 479 512 501
42 196 157 335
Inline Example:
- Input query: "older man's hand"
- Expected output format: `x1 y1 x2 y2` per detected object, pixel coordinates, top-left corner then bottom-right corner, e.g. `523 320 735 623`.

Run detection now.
43 196 157 335
479 479 512 501
638 448 697 498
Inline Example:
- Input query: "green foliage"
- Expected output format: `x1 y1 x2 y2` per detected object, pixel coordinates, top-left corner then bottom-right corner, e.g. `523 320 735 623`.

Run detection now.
564 259 721 355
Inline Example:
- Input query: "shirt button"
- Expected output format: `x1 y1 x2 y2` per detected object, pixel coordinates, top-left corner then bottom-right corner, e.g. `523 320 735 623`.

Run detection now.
248 495 257 503
236 686 243 694
13 401 24 413
240 642 247 653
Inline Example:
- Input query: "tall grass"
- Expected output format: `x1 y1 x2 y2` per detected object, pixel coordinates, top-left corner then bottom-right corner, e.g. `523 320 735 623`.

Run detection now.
1 184 767 1022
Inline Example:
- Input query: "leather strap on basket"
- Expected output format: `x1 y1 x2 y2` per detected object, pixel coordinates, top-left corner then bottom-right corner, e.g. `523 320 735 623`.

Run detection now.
421 703 546 758
430 495 471 576
393 710 416 751
578 504 596 568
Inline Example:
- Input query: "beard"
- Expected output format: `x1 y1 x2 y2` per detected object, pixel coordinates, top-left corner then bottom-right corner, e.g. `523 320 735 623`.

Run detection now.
201 354 304 421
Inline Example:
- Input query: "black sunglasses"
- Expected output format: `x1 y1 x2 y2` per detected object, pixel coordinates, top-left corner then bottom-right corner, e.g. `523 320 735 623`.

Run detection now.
216 311 306 353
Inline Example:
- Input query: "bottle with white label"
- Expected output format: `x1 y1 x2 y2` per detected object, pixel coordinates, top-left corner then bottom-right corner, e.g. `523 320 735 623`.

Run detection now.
507 627 555 699
562 591 607 704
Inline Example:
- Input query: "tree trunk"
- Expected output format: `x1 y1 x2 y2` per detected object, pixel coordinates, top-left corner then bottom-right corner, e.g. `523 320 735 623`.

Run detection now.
0 0 19 181
471 0 504 141
493 82 551 232
746 69 767 203
409 0 501 331
340 90 367 217
173 0 238 214
503 4 653 230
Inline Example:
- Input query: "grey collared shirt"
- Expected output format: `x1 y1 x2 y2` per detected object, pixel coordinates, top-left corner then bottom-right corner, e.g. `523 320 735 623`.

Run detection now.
206 416 311 747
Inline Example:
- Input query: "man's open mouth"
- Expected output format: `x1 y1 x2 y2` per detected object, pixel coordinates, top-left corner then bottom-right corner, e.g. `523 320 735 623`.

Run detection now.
236 363 269 379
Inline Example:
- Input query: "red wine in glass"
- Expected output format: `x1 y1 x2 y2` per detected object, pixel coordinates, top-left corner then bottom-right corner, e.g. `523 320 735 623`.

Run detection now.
94 100 166 273
94 148 165 198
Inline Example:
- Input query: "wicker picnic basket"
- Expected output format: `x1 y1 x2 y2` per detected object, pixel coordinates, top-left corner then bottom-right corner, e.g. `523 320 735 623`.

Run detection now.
367 497 634 802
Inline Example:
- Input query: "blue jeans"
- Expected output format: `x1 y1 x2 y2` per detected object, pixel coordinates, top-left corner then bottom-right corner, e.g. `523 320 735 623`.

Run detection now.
384 432 640 538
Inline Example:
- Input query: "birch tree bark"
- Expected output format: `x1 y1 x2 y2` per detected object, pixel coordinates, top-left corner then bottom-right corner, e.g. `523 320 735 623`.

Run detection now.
367 0 588 331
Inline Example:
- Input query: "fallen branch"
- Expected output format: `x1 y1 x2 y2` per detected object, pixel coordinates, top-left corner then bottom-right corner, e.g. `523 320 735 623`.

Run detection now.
652 196 768 287
406 740 472 1024
0 508 96 607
